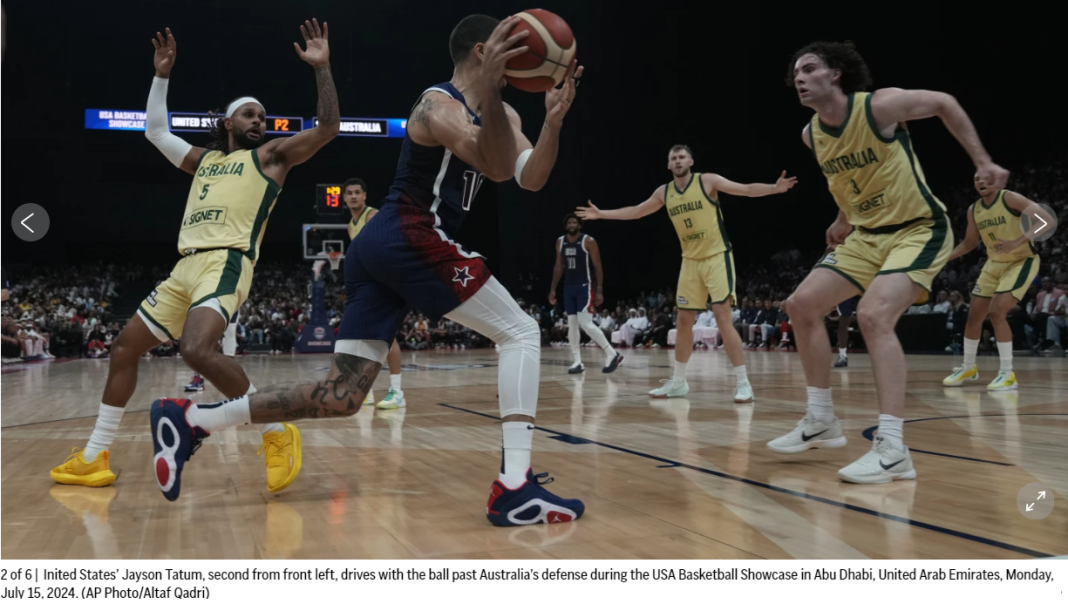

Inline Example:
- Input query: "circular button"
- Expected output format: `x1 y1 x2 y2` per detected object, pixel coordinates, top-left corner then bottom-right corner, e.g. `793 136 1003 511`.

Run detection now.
11 203 50 242
1020 203 1058 243
1016 482 1055 520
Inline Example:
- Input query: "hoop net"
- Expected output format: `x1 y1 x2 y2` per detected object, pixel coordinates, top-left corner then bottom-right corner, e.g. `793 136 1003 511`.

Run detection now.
327 251 343 271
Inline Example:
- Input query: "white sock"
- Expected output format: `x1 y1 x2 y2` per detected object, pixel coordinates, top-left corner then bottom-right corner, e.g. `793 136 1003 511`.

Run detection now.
963 337 979 368
839 347 847 358
186 395 251 434
806 387 834 423
568 319 581 364
878 414 904 451
390 373 402 392
997 341 1013 372
734 365 749 385
673 361 687 381
500 422 533 489
83 404 125 460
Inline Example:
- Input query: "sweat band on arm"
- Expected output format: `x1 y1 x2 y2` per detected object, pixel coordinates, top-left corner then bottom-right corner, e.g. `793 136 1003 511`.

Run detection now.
514 148 533 188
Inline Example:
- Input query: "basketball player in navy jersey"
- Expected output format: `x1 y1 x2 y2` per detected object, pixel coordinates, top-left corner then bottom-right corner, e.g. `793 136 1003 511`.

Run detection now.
549 213 623 374
149 15 587 525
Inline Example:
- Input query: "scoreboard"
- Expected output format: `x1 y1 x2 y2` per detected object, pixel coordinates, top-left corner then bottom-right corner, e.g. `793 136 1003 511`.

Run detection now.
317 184 345 216
85 109 404 138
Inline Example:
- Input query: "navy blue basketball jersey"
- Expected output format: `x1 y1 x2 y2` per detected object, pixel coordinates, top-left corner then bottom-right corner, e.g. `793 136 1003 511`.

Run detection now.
380 82 485 239
560 234 591 285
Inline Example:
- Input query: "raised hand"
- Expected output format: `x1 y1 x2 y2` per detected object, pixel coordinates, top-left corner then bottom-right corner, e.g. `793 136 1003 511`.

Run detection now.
545 61 583 130
774 170 798 193
294 19 330 67
575 200 601 220
151 28 177 77
479 16 530 91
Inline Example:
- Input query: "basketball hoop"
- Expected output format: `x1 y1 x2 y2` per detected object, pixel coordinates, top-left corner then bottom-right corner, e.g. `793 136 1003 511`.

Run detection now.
327 251 343 271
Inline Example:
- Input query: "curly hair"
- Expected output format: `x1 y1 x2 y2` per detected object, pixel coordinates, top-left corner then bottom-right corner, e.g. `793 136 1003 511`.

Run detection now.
206 110 229 152
785 41 873 94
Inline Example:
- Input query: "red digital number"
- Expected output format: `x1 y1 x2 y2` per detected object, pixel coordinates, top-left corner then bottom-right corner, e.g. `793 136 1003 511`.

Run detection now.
326 186 341 208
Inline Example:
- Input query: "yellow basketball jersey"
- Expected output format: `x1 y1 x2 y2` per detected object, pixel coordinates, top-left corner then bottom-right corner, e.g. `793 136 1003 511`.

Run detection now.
347 206 374 240
176 149 282 263
809 92 946 232
664 173 729 259
973 190 1036 262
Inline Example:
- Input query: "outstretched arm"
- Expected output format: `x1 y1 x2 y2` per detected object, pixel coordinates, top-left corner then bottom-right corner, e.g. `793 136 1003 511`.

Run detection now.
146 28 204 175
947 204 980 262
703 171 796 199
587 237 605 307
510 63 583 192
869 87 1009 190
261 19 340 171
991 191 1058 255
576 187 666 221
549 239 563 306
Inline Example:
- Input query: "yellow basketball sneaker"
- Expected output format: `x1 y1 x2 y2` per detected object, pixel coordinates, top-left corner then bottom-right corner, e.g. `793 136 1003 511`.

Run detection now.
942 365 978 386
258 424 302 493
50 448 117 487
987 370 1018 391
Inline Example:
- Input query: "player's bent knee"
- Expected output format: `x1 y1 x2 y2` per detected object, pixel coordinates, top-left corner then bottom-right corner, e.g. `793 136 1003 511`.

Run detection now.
577 312 596 330
856 303 893 334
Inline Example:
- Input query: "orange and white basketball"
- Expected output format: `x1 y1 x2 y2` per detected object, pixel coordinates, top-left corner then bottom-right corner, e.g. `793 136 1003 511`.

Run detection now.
504 10 576 93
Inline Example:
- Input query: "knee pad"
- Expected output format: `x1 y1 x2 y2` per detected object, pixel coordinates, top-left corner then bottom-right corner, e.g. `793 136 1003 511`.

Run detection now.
499 313 541 355
335 339 390 364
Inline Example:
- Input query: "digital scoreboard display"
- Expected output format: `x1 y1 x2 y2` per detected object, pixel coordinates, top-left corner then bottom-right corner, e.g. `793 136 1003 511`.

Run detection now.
86 109 406 138
317 184 345 216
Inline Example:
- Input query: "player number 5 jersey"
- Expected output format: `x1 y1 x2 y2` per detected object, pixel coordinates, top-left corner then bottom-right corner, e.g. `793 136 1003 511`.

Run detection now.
176 148 282 263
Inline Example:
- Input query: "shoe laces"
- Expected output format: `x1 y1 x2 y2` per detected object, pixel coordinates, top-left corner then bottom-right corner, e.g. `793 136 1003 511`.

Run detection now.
63 447 84 463
257 434 283 459
531 471 554 486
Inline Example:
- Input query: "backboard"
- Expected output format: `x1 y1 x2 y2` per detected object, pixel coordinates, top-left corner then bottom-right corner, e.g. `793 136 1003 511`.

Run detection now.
303 223 350 260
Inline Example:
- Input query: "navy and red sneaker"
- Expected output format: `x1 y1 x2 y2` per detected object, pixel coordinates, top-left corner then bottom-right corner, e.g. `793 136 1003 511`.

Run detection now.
184 374 205 392
603 353 624 374
150 398 209 502
486 470 585 527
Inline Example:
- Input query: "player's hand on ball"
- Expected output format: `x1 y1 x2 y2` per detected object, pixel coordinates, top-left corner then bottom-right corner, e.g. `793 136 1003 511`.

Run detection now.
575 201 601 220
294 19 330 67
545 61 583 130
480 16 530 90
549 291 557 306
976 161 1009 193
151 29 177 77
774 170 798 193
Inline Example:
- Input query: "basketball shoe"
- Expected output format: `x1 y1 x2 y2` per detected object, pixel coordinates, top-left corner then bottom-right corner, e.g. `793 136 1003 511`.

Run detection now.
837 436 916 484
603 352 624 374
942 365 978 386
50 448 117 487
649 378 689 398
376 388 406 409
766 412 847 454
568 362 584 374
258 424 302 493
184 374 205 392
486 470 585 527
150 398 208 502
987 370 1018 391
734 381 754 404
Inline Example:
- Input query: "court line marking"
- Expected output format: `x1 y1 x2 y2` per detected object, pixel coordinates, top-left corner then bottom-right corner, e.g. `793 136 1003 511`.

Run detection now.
440 403 1057 558
861 414 1068 467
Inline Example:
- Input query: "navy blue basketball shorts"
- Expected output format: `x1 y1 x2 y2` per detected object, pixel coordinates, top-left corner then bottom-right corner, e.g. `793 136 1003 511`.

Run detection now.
337 203 492 343
837 295 860 317
563 282 593 315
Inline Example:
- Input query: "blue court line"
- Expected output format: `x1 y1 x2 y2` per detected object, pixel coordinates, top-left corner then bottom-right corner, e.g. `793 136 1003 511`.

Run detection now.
862 414 1068 467
440 403 1057 558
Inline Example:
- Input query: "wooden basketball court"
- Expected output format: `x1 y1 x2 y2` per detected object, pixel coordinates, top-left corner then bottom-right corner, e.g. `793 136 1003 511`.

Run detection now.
2 347 1065 559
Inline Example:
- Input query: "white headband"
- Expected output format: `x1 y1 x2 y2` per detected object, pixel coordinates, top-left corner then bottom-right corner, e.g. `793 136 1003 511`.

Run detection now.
226 97 265 118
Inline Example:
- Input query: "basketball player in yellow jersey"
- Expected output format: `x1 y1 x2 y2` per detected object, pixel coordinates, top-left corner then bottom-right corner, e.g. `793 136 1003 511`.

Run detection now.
769 41 1009 484
342 178 406 410
577 145 796 403
50 21 341 492
943 178 1055 390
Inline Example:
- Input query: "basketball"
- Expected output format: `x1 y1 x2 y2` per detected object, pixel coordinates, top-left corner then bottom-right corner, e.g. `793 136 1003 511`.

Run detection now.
504 9 576 93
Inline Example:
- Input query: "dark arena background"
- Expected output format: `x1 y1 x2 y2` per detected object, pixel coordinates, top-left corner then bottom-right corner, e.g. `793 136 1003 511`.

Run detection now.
2 0 1067 566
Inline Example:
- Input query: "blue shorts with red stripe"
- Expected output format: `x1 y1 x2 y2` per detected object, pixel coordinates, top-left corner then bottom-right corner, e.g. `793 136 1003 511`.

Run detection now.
338 202 491 343
563 282 593 315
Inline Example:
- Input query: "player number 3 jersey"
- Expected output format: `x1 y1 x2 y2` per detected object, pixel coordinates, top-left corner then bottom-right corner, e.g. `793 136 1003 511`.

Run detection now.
665 173 731 260
176 149 282 262
809 92 947 232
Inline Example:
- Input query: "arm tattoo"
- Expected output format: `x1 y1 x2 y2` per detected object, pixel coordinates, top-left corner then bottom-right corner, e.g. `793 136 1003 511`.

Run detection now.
247 353 382 423
315 65 340 129
410 94 435 131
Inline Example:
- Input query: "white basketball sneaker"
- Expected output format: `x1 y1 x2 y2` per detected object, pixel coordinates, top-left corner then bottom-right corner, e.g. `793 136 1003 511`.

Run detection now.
767 412 847 454
376 388 407 409
734 381 754 404
837 436 916 484
649 378 689 398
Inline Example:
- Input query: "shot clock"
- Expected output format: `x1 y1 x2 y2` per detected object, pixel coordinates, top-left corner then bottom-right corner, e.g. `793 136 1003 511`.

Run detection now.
316 184 345 217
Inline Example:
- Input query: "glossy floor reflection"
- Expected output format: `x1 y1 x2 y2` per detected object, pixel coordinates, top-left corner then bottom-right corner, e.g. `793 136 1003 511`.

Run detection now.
2 348 1066 559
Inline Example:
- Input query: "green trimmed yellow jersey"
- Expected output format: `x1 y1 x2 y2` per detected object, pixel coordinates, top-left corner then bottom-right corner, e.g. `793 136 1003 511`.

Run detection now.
809 92 946 231
665 173 730 259
974 190 1036 262
176 149 281 263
